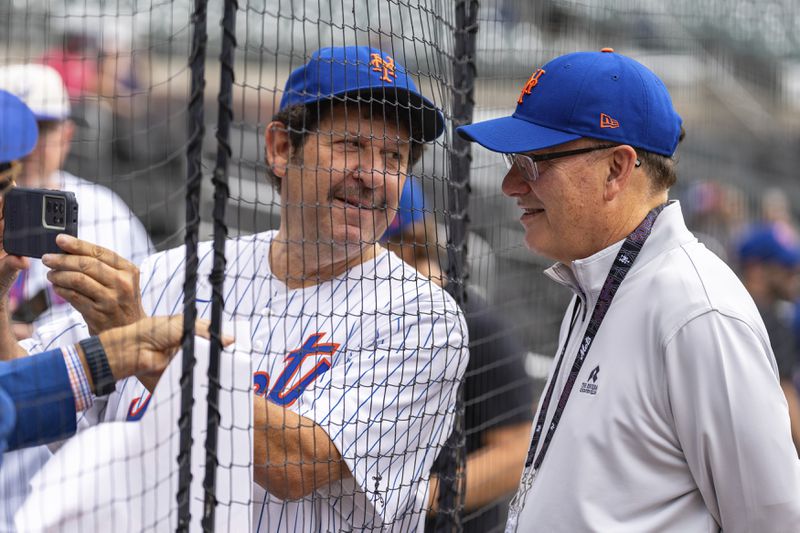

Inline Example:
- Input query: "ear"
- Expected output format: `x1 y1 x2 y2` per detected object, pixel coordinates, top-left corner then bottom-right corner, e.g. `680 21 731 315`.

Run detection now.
603 144 639 202
62 120 76 144
264 121 292 179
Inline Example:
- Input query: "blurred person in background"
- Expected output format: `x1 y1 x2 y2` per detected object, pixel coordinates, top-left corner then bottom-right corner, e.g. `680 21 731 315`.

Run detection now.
761 186 798 236
0 89 210 449
39 29 99 99
97 25 142 104
683 179 749 262
0 64 153 532
382 177 534 532
0 64 154 332
737 223 800 454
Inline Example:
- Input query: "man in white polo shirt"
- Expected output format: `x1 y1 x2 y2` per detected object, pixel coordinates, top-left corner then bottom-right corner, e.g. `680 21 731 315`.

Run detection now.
458 49 800 532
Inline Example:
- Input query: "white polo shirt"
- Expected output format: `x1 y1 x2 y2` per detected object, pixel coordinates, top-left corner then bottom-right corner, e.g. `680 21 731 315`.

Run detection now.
509 202 800 533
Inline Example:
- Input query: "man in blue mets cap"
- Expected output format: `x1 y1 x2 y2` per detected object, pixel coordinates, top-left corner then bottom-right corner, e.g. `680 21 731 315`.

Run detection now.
459 49 800 532
265 45 444 248
24 46 467 531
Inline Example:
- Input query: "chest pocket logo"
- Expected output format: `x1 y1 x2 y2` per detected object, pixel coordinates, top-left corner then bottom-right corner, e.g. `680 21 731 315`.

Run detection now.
579 365 600 395
253 332 339 407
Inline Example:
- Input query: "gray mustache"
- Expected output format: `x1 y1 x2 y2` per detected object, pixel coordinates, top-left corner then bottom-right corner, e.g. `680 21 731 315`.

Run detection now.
328 185 388 210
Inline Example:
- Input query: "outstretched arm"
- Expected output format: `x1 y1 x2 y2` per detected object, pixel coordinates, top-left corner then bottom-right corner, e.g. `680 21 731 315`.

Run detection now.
1 315 218 453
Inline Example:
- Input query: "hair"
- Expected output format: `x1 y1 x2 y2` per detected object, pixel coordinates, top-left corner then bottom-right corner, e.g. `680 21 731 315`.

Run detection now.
36 119 65 135
634 126 687 192
264 101 425 191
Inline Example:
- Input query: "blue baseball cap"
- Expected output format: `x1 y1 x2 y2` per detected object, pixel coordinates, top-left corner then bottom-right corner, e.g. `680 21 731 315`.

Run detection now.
738 224 800 269
383 177 425 240
280 46 445 142
457 49 683 156
0 90 38 164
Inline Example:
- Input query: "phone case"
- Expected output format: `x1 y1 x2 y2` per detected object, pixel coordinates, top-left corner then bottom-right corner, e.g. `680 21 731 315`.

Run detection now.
3 187 79 258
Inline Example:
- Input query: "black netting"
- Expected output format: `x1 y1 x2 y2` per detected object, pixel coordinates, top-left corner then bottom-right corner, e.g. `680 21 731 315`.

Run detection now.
2 1 800 532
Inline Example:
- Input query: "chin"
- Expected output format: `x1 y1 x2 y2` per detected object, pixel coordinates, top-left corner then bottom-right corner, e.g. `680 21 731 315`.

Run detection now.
524 235 559 262
330 225 379 249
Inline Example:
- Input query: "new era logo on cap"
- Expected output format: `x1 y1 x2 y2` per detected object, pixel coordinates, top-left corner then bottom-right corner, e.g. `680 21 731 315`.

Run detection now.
600 113 620 129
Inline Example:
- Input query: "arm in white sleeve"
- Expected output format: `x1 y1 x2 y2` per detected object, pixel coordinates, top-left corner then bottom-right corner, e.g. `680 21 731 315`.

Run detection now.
664 310 800 533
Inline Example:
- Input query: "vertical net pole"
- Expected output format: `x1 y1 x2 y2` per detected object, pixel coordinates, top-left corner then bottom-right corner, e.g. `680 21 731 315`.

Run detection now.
438 0 479 530
178 0 208 530
201 0 237 530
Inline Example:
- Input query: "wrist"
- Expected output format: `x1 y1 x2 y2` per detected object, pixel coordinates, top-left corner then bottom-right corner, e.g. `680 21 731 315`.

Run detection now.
98 327 129 378
78 336 116 396
0 308 25 361
64 345 95 411
74 342 94 391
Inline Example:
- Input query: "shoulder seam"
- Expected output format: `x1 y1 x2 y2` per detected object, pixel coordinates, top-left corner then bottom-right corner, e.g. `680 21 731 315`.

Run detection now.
662 307 768 353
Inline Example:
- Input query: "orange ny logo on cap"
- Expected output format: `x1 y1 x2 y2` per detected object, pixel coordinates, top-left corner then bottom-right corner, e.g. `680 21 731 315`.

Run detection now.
518 69 546 104
600 113 620 129
370 53 397 83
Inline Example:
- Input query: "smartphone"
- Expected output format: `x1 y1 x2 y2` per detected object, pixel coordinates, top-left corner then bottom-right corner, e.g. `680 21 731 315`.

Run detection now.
3 187 79 258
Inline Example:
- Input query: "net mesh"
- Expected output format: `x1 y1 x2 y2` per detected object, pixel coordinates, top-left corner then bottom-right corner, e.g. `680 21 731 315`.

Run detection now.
1 0 800 532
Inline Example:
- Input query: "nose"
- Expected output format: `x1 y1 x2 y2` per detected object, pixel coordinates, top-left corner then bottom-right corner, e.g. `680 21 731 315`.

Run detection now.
501 166 532 198
352 147 401 191
353 165 384 191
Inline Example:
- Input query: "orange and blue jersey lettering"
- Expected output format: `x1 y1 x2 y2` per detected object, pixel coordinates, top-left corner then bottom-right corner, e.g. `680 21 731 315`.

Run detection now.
127 393 152 421
255 333 338 407
126 333 339 419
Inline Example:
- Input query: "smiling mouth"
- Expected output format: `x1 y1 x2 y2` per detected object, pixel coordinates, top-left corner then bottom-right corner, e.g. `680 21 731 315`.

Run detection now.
333 197 385 210
521 207 544 216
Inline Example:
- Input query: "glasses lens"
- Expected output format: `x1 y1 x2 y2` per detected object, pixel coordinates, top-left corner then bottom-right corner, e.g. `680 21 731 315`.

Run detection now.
503 153 538 182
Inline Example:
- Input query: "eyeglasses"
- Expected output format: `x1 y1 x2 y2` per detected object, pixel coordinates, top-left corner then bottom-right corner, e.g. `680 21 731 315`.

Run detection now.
502 144 641 183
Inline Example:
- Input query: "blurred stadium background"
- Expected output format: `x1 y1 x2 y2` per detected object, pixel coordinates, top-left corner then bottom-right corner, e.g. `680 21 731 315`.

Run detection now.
3 0 800 528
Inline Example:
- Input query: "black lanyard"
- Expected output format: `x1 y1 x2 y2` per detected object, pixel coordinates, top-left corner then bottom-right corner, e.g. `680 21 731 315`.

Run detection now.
524 203 667 471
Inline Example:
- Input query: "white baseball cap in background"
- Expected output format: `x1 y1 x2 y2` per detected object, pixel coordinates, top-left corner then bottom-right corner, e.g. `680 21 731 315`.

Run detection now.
0 64 71 121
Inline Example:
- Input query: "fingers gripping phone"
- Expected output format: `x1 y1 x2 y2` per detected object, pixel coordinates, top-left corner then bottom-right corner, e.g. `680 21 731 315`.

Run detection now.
3 188 79 258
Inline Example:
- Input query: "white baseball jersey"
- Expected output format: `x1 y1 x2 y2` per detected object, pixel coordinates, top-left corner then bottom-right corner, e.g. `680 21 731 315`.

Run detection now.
0 170 154 532
30 230 469 532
